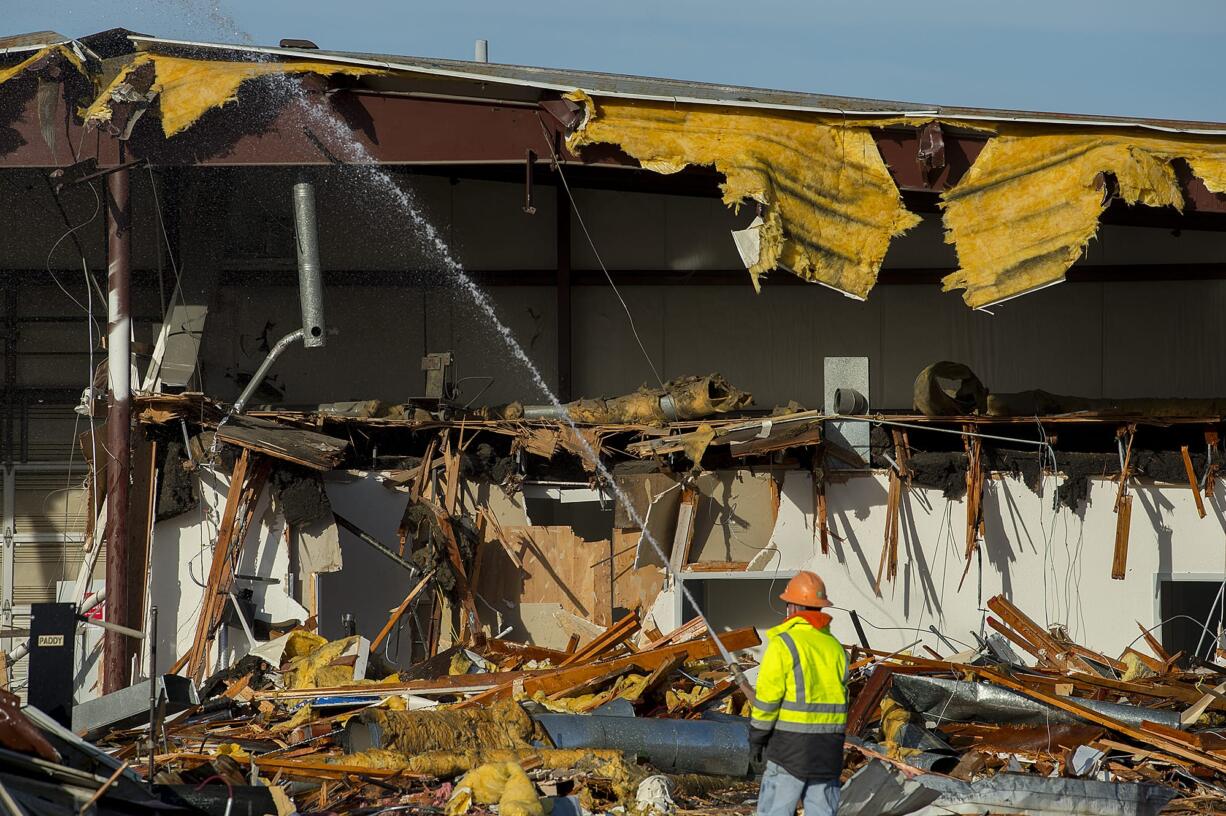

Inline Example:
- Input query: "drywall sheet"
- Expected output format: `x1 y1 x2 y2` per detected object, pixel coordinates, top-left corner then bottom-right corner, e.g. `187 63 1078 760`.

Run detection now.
147 469 305 675
318 472 414 648
688 470 780 564
84 52 384 136
566 92 919 297
942 126 1226 307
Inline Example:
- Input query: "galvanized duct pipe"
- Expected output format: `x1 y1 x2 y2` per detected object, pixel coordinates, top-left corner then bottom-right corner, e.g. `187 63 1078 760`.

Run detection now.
293 181 326 349
233 181 328 414
890 674 1180 730
533 712 751 777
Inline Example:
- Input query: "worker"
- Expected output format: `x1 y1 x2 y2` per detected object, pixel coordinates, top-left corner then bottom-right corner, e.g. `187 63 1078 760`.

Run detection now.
749 571 848 816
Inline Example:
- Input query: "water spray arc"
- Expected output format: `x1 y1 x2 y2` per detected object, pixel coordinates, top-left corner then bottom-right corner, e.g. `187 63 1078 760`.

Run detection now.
269 75 752 687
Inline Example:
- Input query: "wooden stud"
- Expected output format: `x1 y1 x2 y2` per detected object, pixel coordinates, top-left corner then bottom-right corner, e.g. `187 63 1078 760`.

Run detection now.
1137 621 1173 663
958 435 983 591
371 569 436 651
1112 494 1133 580
174 450 252 675
1182 445 1207 519
669 489 699 574
1114 426 1135 514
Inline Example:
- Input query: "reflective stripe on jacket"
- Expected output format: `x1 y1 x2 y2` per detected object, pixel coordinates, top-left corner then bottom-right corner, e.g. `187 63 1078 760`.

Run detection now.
750 615 849 737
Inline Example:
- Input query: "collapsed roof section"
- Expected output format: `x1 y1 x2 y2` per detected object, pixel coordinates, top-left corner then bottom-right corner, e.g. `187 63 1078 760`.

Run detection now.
3 31 1226 307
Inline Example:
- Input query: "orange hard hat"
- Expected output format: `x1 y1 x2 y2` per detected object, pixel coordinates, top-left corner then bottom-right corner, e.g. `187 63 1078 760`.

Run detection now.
779 571 831 608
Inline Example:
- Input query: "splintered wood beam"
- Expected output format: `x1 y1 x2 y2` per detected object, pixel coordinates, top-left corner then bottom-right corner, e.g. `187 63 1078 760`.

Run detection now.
371 569 437 651
1182 445 1207 519
180 451 272 682
1114 426 1135 513
958 434 983 591
173 450 251 676
875 469 901 597
1137 621 1173 663
975 667 1226 775
669 488 698 574
560 612 641 667
986 595 1098 674
458 625 760 705
1112 494 1133 580
815 461 830 556
433 509 481 644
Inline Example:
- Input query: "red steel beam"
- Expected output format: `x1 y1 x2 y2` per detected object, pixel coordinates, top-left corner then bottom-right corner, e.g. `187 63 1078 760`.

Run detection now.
3 81 1226 217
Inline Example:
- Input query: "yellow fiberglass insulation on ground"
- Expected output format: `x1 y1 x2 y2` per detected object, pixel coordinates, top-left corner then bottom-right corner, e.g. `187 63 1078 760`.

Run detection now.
565 92 920 298
84 52 384 137
941 127 1226 308
447 761 544 816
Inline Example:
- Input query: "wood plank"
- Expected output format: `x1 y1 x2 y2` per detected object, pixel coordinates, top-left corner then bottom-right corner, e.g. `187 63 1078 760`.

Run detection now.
370 569 436 651
815 459 830 556
1137 621 1173 663
987 595 1097 674
669 489 698 573
1180 679 1226 726
215 415 348 470
1182 445 1207 519
846 664 894 736
1112 494 1132 580
434 509 481 645
560 613 640 667
1114 426 1135 513
681 561 749 573
974 667 1226 775
461 625 760 705
176 450 251 677
628 652 687 703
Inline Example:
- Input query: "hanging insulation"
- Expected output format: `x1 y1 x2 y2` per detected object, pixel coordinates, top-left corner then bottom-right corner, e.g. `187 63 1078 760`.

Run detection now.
941 126 1226 307
84 52 385 137
565 91 920 297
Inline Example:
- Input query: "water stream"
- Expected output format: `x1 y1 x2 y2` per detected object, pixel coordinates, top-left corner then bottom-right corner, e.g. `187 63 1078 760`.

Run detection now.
272 79 743 668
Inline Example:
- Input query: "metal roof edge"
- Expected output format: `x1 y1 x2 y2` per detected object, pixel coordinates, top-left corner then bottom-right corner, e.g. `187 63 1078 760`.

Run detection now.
126 34 1226 135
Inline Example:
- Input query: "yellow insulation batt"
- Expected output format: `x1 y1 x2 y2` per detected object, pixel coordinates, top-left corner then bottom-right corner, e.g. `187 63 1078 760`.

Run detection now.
941 126 1226 308
353 699 534 755
0 45 86 87
566 91 919 298
447 761 544 816
84 52 384 137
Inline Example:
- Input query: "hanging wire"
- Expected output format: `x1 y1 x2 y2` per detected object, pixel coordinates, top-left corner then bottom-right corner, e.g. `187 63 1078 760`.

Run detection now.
535 115 666 391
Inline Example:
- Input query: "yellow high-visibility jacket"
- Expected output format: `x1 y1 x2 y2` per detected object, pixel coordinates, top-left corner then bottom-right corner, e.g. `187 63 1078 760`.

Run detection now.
749 613 848 781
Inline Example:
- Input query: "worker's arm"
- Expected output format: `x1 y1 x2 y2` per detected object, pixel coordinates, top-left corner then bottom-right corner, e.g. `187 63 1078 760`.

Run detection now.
748 638 786 746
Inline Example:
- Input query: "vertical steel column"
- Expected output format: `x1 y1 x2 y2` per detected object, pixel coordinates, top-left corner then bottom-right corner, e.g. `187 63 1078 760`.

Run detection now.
555 180 572 402
103 166 132 693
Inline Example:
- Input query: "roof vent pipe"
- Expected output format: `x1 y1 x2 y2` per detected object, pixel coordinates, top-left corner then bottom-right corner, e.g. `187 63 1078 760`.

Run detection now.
232 181 330 414
475 39 488 63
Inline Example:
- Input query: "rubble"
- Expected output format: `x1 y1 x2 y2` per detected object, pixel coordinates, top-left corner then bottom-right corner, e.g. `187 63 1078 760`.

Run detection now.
14 375 1226 815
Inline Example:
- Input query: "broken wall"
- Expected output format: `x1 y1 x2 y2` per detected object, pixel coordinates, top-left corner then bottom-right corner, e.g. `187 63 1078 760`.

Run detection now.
147 466 307 675
645 468 1226 662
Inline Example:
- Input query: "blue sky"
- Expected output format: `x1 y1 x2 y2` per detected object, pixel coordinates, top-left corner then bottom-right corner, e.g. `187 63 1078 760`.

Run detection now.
12 0 1226 122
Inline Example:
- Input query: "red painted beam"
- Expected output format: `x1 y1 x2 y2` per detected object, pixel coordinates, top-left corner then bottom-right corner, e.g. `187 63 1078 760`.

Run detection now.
3 79 1225 218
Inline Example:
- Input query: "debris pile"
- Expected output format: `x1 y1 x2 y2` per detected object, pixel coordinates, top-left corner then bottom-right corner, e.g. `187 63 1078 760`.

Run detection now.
84 616 761 816
840 594 1226 815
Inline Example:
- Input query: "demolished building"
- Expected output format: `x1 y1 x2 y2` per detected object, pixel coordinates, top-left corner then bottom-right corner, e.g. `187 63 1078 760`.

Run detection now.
3 25 1226 815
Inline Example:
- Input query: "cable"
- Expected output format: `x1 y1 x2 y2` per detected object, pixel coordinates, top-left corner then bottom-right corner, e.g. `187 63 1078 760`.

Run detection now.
830 606 974 650
43 181 102 331
1127 615 1219 658
536 114 666 391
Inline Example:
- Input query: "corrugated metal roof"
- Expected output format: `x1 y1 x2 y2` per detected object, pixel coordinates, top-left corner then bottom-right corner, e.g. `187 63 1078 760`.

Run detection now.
0 31 68 57
125 34 1226 135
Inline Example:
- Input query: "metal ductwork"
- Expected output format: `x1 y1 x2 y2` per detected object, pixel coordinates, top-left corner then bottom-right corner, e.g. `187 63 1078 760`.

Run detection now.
293 181 327 349
233 181 329 414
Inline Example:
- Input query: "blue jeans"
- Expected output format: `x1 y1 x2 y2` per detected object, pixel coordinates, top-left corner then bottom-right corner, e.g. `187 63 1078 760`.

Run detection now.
756 761 840 816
